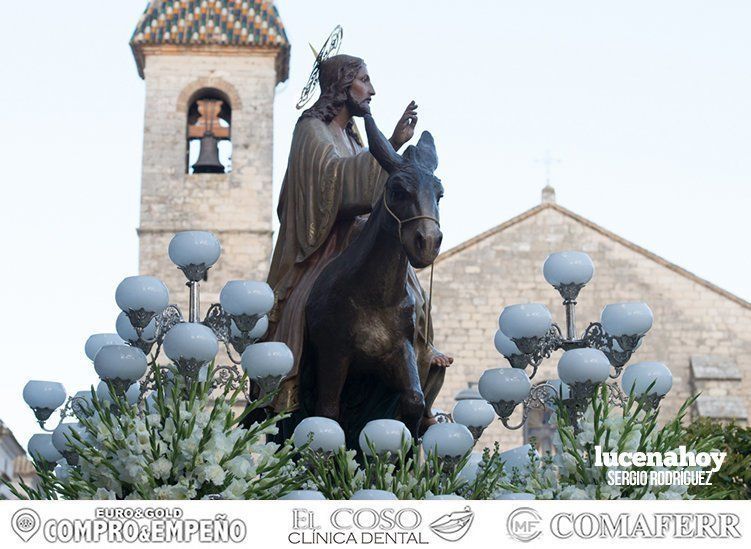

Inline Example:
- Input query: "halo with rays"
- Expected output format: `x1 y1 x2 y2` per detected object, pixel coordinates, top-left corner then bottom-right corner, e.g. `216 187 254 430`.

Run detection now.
296 25 344 110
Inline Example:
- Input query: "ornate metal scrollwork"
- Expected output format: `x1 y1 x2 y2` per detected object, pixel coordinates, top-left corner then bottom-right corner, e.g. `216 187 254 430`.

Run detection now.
231 313 261 334
554 282 586 302
606 382 628 407
126 307 156 332
508 325 564 376
211 365 249 399
138 365 176 397
581 322 640 374
203 303 231 343
155 305 184 341
498 381 560 431
179 263 209 283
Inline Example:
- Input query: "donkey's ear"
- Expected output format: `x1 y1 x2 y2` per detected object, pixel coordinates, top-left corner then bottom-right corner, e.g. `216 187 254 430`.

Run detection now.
414 131 438 172
364 114 404 174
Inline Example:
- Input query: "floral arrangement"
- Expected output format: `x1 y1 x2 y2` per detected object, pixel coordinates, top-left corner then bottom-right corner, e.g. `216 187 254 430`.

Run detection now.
8 369 716 501
299 440 502 500
492 388 720 500
8 364 306 500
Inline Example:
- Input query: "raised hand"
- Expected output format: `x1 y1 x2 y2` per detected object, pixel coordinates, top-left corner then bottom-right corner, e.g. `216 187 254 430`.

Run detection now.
389 100 418 151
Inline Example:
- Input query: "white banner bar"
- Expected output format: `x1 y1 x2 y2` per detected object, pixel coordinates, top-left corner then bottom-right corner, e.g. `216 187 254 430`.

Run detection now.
1 500 749 548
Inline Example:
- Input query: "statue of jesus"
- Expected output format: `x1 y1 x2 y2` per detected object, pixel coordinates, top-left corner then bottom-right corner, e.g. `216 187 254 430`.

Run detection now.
265 53 452 437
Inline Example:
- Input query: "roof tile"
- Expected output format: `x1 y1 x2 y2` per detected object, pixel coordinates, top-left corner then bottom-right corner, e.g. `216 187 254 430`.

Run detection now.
130 1 289 81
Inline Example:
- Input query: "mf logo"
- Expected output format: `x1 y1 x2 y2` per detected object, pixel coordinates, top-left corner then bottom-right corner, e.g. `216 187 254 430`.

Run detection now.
507 507 542 542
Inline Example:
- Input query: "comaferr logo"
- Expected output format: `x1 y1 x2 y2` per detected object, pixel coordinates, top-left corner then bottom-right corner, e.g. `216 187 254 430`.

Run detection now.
506 507 542 542
551 513 742 539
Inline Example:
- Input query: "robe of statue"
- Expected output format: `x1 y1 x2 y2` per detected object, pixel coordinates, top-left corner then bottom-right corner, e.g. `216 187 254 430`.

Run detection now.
266 116 442 431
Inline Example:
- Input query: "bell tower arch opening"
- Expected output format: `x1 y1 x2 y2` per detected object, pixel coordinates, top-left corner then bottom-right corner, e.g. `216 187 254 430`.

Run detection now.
186 88 232 174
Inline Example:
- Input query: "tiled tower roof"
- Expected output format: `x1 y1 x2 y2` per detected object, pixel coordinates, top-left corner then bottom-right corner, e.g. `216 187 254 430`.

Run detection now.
130 0 290 82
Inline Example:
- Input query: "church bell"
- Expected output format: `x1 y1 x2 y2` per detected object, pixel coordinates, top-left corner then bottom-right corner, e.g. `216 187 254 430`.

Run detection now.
192 132 225 174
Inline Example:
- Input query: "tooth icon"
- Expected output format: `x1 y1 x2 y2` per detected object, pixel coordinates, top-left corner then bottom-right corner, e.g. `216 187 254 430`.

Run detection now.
12 509 41 542
429 506 475 542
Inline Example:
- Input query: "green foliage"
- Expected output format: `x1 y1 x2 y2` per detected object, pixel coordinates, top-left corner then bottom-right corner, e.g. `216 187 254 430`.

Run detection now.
683 418 751 500
546 386 719 499
301 437 474 499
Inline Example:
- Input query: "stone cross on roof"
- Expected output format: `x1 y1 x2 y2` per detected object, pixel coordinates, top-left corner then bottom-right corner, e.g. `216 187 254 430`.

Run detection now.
535 150 560 204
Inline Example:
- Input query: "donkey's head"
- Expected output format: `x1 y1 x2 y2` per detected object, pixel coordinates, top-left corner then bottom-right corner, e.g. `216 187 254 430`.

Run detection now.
364 115 444 269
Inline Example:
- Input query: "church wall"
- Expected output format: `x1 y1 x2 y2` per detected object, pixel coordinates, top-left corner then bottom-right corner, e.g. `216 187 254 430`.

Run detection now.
419 205 751 450
138 52 277 312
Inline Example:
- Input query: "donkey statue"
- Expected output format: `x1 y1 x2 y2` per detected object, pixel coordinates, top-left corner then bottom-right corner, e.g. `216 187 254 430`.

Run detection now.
303 114 444 445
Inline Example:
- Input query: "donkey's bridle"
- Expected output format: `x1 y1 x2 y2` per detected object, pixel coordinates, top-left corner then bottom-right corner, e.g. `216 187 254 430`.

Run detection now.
382 192 440 244
381 191 440 348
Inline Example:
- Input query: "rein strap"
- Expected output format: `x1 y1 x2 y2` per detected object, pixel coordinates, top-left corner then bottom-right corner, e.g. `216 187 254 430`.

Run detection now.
382 192 439 347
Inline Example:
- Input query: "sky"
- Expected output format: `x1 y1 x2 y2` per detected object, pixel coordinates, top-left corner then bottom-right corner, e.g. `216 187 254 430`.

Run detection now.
0 0 749 446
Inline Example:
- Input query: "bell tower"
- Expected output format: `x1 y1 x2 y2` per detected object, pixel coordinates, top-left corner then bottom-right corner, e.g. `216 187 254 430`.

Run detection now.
130 0 289 310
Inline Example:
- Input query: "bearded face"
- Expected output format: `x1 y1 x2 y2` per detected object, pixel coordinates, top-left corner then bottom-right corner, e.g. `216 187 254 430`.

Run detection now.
344 65 375 117
303 55 375 124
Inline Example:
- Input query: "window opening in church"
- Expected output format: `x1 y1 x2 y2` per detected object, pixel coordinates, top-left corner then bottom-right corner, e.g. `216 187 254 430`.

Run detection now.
523 397 556 454
186 90 232 174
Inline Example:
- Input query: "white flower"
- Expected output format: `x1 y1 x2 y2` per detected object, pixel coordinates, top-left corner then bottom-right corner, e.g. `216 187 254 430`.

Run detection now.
598 483 621 499
559 486 591 500
621 431 641 452
200 464 226 486
153 485 186 500
151 457 172 480
221 479 249 499
576 425 595 445
94 488 117 500
555 452 578 475
226 456 252 478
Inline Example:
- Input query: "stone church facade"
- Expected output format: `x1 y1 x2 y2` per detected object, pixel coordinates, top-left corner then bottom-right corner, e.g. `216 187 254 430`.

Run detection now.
420 188 751 449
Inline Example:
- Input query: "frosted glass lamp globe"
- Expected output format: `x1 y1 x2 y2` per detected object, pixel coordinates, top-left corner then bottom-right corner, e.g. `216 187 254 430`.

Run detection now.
162 322 218 373
292 417 345 453
28 434 63 464
498 304 553 347
84 333 125 361
94 345 148 384
478 368 531 405
241 342 293 379
97 381 140 406
359 419 411 456
280 490 327 500
116 312 157 343
452 399 495 429
115 276 169 327
421 423 474 459
600 302 654 338
51 422 81 453
557 348 611 385
543 251 595 287
168 231 221 281
220 281 275 317
493 329 522 357
622 361 672 397
23 380 67 416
